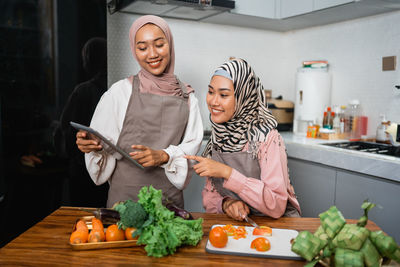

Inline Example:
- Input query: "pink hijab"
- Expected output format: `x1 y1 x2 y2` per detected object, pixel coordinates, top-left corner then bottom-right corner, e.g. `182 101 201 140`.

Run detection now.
129 15 193 96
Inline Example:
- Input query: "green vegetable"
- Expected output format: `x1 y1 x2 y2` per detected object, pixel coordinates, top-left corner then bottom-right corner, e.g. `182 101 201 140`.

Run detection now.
114 186 203 257
113 199 148 230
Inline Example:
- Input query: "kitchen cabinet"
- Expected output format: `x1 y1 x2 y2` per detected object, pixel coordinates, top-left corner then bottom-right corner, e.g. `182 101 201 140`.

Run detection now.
231 0 276 19
288 158 336 217
288 157 400 243
203 0 399 32
278 0 314 19
313 0 354 11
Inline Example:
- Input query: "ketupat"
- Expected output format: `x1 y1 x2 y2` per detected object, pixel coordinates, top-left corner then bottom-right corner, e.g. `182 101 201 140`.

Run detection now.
291 201 399 267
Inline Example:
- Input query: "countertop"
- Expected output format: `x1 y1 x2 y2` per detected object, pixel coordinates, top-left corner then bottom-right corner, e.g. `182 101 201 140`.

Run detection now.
0 207 382 266
281 132 400 182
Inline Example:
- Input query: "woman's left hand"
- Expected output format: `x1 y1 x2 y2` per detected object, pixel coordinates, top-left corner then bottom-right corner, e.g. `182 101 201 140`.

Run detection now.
185 155 232 179
130 145 169 167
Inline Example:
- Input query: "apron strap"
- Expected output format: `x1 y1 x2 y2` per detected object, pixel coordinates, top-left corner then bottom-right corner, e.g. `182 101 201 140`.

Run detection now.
176 76 190 99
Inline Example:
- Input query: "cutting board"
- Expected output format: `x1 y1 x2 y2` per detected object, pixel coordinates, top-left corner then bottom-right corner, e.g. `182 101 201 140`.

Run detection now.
206 224 302 260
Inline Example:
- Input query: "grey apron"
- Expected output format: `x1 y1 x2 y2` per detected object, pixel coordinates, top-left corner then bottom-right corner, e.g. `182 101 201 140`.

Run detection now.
106 75 189 208
211 147 300 217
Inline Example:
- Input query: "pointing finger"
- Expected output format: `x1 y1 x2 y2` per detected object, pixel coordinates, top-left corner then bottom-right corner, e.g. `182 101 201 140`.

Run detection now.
184 155 204 162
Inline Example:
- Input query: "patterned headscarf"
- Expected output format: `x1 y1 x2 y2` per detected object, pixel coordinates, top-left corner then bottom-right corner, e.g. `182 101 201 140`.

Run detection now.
202 58 278 158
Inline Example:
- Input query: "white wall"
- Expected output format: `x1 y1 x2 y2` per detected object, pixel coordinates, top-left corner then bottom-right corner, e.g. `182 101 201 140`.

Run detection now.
107 10 400 137
283 11 400 136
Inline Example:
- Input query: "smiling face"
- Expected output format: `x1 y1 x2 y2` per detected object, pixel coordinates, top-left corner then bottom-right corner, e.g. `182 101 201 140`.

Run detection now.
135 23 171 76
207 75 236 124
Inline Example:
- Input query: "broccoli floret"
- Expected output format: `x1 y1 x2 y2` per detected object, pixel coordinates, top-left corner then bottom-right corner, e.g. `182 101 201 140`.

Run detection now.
113 199 147 229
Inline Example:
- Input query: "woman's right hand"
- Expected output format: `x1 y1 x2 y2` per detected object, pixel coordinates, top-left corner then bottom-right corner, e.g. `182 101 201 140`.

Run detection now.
76 130 102 153
222 198 250 221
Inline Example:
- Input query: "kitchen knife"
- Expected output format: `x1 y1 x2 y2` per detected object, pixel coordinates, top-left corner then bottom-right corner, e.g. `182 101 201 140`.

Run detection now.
243 214 260 229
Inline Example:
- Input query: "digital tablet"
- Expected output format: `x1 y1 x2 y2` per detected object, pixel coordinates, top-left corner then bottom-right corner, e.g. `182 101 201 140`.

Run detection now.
70 121 144 169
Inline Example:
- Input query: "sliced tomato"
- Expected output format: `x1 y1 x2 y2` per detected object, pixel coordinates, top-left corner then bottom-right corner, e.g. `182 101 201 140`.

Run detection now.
233 226 247 240
222 224 235 236
252 226 272 236
250 237 271 252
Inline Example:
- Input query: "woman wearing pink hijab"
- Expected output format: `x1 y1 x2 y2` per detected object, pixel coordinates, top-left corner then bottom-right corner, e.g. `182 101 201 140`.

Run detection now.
76 15 203 208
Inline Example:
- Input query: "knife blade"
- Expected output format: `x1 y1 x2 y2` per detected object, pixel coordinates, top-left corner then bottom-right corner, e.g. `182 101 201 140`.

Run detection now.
243 214 260 229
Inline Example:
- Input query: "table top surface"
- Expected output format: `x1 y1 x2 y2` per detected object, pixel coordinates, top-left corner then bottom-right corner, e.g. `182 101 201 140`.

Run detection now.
0 206 382 266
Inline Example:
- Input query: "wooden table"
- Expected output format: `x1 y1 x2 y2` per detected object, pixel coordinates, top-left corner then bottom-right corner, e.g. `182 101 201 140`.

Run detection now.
0 206 382 266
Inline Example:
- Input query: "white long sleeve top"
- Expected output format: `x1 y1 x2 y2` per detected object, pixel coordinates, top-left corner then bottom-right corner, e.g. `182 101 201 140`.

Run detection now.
85 78 203 190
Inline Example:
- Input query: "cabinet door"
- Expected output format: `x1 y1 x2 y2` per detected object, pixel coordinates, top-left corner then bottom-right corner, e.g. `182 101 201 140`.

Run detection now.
278 0 313 19
231 0 276 19
288 158 336 217
313 0 354 11
336 171 400 243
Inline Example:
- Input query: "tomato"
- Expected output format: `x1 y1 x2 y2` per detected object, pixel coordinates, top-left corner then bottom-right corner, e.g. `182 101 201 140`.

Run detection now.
252 226 272 236
105 224 125 242
125 227 138 240
209 226 228 248
250 237 271 252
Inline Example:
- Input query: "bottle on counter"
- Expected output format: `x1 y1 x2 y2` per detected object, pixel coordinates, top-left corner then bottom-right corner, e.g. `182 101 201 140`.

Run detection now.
345 99 362 141
323 107 333 129
332 106 340 133
376 114 391 144
339 105 346 134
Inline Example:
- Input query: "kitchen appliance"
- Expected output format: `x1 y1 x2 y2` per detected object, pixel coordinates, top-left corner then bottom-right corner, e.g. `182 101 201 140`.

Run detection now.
293 67 331 135
321 141 400 158
107 0 235 20
267 98 294 131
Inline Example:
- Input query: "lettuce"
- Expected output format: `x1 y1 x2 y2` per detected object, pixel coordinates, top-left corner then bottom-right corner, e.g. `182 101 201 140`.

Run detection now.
135 186 203 257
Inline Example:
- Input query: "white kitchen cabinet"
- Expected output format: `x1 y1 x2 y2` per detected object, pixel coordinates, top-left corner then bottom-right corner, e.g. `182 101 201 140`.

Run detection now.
278 0 314 19
288 158 336 217
313 0 354 11
231 0 276 19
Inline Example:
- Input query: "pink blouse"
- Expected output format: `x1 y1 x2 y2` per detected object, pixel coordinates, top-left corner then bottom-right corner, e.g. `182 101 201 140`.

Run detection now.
202 129 301 219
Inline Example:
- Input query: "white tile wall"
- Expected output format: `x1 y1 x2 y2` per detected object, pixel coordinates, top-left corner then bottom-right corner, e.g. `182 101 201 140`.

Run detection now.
107 10 400 137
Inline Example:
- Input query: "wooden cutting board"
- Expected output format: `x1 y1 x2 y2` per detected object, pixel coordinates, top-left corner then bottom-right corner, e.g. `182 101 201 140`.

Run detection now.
205 224 302 260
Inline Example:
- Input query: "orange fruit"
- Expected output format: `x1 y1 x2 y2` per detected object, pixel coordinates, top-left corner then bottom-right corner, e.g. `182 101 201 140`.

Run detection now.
88 229 105 243
250 237 271 252
105 224 125 242
92 218 104 232
70 230 88 244
125 227 138 240
75 220 89 234
209 226 228 248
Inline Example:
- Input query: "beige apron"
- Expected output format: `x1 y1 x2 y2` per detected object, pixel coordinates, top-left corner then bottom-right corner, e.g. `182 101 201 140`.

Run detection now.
106 75 189 208
211 147 300 217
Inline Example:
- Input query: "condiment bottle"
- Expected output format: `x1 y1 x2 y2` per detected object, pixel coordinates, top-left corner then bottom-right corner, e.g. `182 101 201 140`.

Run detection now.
345 100 362 141
339 105 346 134
376 114 391 144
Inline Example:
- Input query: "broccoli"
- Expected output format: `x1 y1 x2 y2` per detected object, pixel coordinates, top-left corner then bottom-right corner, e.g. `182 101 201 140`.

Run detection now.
113 199 147 230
